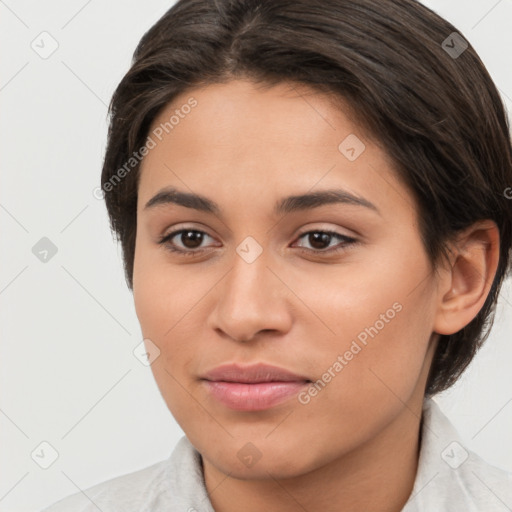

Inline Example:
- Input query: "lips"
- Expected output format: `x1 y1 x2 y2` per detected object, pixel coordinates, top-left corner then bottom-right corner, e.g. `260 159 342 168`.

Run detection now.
201 362 311 384
200 363 311 411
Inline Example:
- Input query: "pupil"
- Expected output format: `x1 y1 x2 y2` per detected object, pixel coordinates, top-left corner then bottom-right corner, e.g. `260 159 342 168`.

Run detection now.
182 231 203 248
310 232 331 250
178 231 332 250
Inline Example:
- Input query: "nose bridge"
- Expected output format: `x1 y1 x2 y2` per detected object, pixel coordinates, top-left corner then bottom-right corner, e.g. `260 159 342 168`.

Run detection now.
225 239 274 309
211 237 291 341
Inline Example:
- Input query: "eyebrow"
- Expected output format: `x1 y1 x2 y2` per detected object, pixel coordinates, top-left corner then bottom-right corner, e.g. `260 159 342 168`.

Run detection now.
143 186 380 217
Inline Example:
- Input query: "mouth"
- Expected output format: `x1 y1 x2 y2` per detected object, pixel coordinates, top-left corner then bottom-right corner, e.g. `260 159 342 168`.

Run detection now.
200 362 312 411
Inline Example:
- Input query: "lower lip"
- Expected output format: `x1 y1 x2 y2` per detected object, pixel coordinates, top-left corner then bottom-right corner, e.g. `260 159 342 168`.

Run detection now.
202 380 309 411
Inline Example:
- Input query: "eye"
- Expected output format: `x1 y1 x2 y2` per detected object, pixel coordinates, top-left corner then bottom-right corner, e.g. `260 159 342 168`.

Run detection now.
292 230 357 255
158 227 357 258
158 228 217 256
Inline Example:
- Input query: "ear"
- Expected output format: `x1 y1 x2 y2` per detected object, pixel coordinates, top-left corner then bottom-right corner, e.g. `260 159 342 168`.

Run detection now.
433 220 500 336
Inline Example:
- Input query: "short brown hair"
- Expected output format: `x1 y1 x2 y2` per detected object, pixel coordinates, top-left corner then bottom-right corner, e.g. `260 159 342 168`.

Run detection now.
100 0 512 396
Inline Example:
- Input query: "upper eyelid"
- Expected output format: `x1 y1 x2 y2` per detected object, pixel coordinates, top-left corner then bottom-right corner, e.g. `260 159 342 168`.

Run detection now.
162 223 354 238
163 226 215 242
162 226 356 248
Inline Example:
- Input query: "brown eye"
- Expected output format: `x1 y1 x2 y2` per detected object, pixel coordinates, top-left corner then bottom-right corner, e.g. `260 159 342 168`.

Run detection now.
158 229 215 256
176 230 205 249
294 230 357 254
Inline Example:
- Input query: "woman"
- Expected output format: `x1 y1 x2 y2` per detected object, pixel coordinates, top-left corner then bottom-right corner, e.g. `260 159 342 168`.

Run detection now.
43 0 512 510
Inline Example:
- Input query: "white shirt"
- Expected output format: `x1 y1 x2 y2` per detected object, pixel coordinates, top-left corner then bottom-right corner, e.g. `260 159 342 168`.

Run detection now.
41 398 512 511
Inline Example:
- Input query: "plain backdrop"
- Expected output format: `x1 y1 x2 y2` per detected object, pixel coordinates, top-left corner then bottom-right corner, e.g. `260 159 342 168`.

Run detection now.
1 1 511 510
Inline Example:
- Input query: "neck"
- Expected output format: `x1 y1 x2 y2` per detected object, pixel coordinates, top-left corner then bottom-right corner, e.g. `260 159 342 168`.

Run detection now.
202 398 424 512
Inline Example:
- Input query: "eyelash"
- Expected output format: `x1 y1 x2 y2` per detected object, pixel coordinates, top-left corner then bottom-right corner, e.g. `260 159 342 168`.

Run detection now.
157 228 357 257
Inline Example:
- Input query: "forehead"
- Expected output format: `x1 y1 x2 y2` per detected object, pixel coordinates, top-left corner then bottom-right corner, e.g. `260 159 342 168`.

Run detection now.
137 79 415 223
145 79 365 156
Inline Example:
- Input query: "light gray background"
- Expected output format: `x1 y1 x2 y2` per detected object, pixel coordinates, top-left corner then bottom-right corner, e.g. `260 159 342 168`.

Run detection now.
1 1 511 510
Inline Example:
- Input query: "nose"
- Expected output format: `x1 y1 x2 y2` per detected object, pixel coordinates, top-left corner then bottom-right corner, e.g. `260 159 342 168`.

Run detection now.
207 248 293 343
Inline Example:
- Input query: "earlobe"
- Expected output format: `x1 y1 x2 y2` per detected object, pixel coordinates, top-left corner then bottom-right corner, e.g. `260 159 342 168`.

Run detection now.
433 220 500 336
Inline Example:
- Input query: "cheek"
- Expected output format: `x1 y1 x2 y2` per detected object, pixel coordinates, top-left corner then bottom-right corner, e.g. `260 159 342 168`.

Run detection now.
289 291 435 460
337 303 432 396
297 246 436 410
133 265 199 376
132 240 195 339
133 276 201 432
132 246 208 417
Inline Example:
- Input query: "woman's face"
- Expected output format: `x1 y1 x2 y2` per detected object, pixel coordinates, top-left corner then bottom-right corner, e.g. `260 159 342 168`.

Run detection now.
133 79 443 478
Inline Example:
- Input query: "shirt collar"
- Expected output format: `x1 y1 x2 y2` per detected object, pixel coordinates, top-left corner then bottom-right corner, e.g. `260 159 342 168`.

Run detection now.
402 397 511 511
165 397 511 512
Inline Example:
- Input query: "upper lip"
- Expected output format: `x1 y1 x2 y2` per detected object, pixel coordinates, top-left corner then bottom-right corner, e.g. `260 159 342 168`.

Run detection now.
201 363 311 383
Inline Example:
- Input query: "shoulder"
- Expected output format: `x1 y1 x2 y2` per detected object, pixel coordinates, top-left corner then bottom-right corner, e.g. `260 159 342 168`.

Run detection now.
403 398 512 512
40 436 204 512
40 458 170 512
454 442 512 510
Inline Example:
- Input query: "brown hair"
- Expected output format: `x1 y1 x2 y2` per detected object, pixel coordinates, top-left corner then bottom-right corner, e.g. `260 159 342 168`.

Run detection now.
100 0 512 396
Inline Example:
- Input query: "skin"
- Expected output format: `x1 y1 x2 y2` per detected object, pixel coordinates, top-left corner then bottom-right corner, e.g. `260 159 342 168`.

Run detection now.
132 79 499 512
